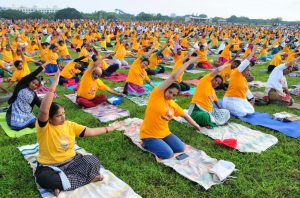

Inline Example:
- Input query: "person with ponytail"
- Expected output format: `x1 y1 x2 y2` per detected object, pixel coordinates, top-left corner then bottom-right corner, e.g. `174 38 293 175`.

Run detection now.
6 61 50 130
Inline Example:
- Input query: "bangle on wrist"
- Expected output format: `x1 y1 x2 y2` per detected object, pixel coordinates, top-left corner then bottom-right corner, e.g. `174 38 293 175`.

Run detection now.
105 127 109 133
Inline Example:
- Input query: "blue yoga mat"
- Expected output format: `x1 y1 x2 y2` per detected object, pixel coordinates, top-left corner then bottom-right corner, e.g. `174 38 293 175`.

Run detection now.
181 87 196 95
238 112 300 138
216 100 300 138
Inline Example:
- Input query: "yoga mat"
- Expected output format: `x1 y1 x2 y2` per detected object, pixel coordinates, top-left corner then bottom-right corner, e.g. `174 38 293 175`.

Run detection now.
184 79 199 86
18 143 141 198
173 114 278 153
0 92 12 103
238 112 300 138
64 94 130 122
154 73 169 80
103 72 127 82
115 118 236 190
289 73 300 77
185 70 205 74
0 113 36 138
248 81 267 88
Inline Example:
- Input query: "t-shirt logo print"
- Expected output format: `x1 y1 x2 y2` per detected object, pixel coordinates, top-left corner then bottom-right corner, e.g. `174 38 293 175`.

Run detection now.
59 134 70 150
161 105 174 121
88 86 96 95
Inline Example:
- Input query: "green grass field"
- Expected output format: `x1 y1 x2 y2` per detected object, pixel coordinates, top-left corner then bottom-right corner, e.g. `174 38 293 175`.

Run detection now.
0 45 299 198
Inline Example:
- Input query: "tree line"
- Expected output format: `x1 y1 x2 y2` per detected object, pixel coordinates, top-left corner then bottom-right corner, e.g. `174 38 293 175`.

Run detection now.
0 7 298 25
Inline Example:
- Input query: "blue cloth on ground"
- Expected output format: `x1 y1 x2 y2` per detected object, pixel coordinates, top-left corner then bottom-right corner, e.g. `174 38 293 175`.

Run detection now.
181 87 196 95
238 112 300 138
216 100 300 138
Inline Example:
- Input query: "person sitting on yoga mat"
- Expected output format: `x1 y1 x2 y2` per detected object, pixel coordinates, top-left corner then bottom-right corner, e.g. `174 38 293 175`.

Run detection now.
113 40 131 68
45 44 59 73
188 59 242 128
76 58 123 108
6 61 50 130
263 57 300 106
222 45 259 117
140 56 201 159
7 50 33 88
196 44 214 69
59 55 89 85
123 49 157 96
1 35 14 67
35 72 123 196
145 42 169 75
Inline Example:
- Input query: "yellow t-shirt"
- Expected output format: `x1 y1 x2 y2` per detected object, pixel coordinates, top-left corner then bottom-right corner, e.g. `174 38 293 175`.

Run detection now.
191 74 218 111
47 51 58 64
148 53 159 70
171 59 184 83
140 87 184 139
197 48 208 62
113 44 127 61
61 61 81 79
79 47 90 63
220 45 231 60
77 69 108 100
225 68 248 99
270 53 281 66
219 63 232 82
3 49 13 62
260 48 267 56
11 67 29 82
126 59 149 86
58 44 69 56
37 121 85 164
39 47 49 62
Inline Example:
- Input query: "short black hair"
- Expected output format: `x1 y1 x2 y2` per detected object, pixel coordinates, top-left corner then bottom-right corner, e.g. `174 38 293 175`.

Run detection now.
14 60 22 67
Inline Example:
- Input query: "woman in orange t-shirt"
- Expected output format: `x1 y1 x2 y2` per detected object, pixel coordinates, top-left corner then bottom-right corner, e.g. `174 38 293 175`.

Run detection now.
140 57 200 159
188 61 233 128
222 46 258 117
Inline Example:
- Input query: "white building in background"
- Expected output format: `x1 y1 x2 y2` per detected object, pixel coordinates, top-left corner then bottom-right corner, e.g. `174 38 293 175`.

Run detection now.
0 5 59 14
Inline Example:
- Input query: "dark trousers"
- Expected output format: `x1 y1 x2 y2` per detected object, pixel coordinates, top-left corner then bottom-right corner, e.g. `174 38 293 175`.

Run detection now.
146 66 165 75
101 64 119 76
35 165 63 190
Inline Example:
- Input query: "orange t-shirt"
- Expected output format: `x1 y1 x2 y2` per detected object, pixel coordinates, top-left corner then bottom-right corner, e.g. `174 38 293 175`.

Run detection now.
197 48 208 62
191 74 218 111
140 87 184 139
220 45 231 60
270 53 281 66
171 59 184 83
77 69 108 100
61 61 81 79
126 59 149 86
225 68 248 99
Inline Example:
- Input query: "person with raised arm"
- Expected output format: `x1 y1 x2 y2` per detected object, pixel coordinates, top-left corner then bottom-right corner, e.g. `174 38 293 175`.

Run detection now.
140 57 201 159
35 71 123 196
222 45 259 117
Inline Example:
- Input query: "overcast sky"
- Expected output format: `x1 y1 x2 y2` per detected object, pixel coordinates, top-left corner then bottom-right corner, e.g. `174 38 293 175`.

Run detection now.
1 0 299 21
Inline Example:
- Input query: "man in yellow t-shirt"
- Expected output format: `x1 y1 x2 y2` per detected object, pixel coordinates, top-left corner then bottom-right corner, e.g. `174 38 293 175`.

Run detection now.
76 60 123 108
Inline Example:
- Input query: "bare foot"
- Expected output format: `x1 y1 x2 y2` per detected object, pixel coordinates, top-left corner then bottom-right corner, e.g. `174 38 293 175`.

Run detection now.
91 175 104 183
53 188 60 196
